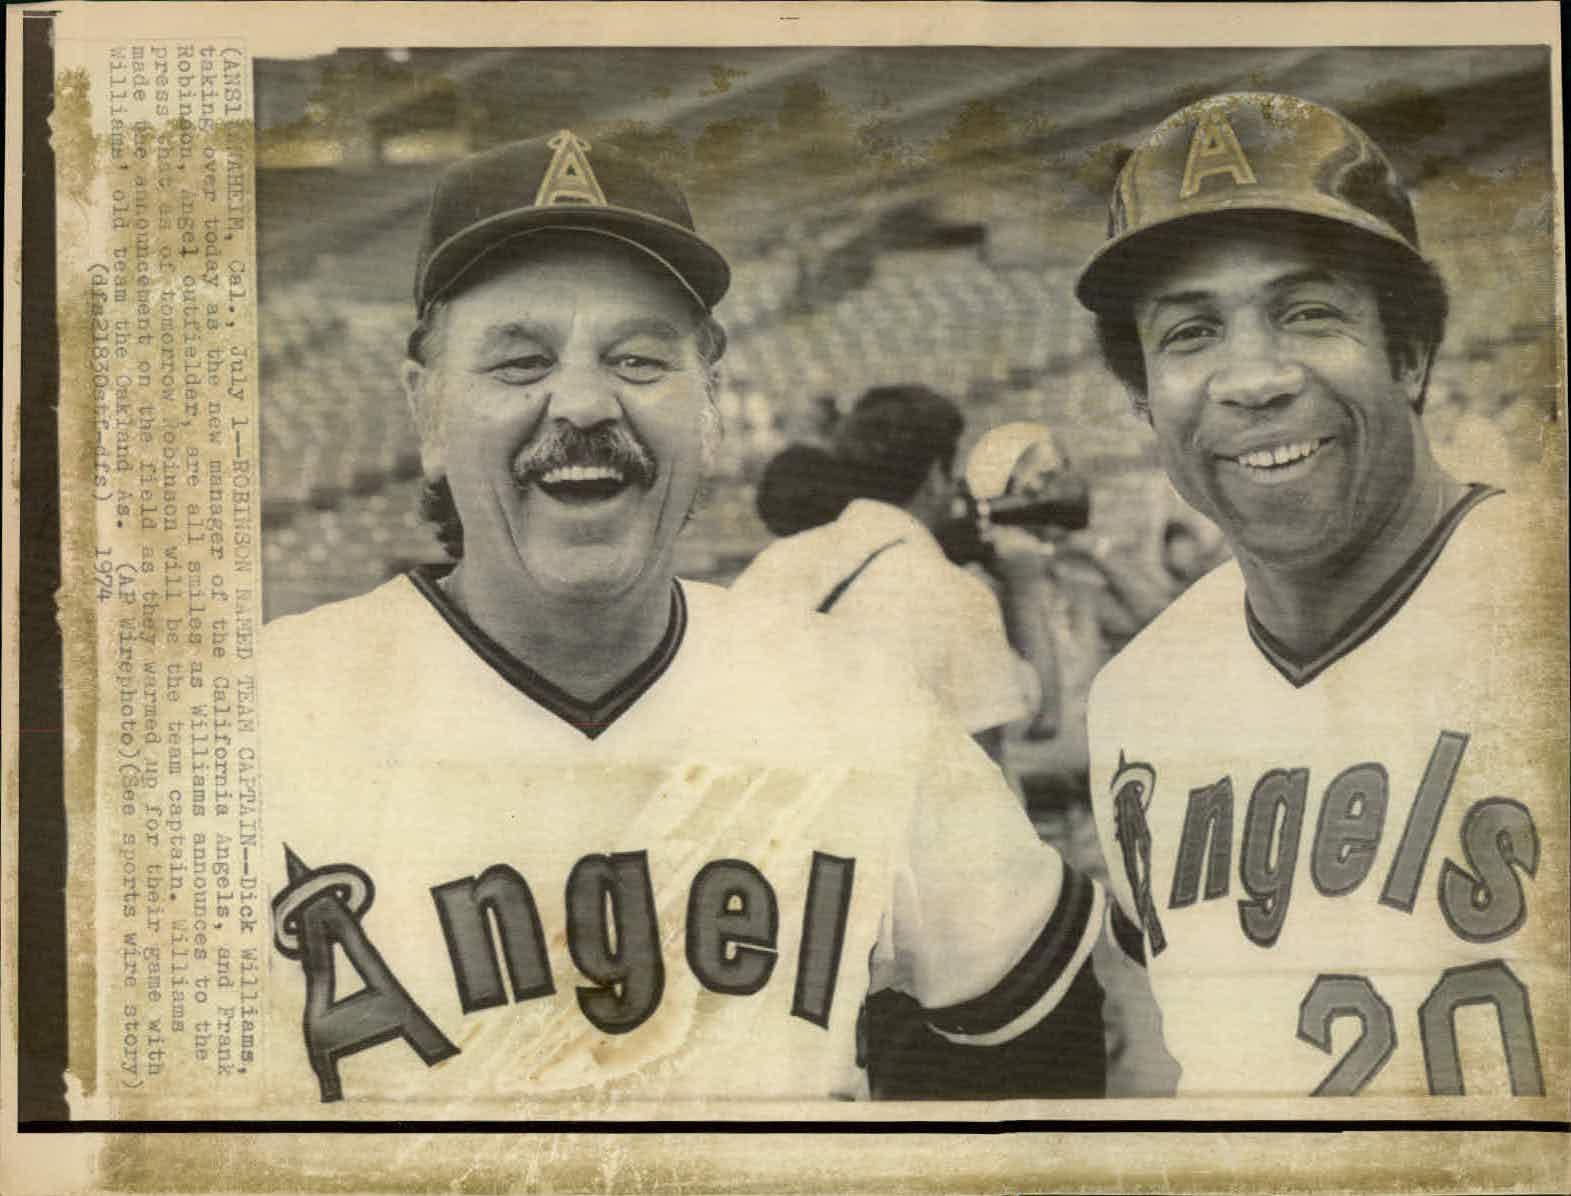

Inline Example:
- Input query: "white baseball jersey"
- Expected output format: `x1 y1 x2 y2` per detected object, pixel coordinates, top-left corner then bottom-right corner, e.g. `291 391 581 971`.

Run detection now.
1088 487 1568 1100
731 499 1037 734
261 569 1100 1113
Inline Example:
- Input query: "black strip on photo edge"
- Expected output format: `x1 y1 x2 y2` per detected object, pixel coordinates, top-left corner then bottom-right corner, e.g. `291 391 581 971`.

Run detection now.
18 6 70 1126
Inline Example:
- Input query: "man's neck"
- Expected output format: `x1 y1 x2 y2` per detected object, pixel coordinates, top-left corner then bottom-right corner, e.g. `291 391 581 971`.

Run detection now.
442 562 676 702
1238 467 1468 660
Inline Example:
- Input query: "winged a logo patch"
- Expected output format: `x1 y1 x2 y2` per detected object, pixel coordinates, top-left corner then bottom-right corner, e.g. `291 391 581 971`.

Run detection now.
535 129 607 207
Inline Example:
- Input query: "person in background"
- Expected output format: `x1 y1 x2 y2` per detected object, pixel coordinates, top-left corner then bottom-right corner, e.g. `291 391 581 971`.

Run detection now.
732 385 1062 758
734 392 1103 1099
1082 477 1230 659
961 427 1105 796
752 441 849 538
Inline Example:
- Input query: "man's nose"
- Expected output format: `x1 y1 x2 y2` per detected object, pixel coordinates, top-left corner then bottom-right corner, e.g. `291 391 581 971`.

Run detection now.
545 356 622 428
1206 319 1306 410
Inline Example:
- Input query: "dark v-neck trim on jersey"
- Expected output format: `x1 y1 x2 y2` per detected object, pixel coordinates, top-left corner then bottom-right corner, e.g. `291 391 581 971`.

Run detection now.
1245 483 1502 689
409 564 688 740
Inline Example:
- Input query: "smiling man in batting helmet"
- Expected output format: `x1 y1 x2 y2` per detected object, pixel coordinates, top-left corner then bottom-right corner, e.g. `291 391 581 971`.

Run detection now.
1078 93 1564 1101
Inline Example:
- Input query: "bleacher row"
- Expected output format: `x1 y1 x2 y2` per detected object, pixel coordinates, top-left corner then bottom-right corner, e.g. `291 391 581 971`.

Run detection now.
259 300 420 513
726 259 1096 396
258 229 1562 620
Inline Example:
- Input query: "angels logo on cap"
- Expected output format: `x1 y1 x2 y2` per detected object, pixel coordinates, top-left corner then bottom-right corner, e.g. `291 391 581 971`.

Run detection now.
1178 111 1258 199
534 130 608 207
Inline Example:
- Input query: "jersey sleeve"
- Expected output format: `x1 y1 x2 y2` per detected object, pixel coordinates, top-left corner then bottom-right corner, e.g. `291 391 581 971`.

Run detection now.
932 574 1037 735
725 541 781 598
876 726 1104 1046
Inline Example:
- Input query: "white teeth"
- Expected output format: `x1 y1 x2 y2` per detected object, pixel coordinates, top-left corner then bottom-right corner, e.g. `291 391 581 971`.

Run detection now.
540 465 624 485
1235 439 1323 469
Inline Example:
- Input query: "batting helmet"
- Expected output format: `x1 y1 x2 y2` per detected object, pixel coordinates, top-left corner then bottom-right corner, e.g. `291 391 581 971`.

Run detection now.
1075 92 1444 317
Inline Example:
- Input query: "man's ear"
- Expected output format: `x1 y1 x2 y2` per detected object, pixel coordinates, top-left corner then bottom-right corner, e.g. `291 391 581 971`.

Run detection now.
400 358 446 480
1393 336 1431 408
698 398 723 473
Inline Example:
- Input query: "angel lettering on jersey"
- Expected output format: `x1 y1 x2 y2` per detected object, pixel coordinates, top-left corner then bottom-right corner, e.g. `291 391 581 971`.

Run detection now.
1106 728 1547 1098
1108 729 1539 953
272 845 856 1103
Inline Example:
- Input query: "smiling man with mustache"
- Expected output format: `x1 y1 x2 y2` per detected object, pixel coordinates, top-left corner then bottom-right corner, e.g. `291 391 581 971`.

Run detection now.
400 229 722 702
259 131 1105 1111
1077 94 1565 1102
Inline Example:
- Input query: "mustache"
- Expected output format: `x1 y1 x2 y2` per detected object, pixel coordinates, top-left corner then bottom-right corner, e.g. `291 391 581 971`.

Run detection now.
510 422 658 489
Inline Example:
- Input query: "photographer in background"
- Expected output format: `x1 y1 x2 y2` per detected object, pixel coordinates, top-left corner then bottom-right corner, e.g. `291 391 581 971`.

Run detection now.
735 389 1106 1098
732 385 1061 758
981 433 1227 805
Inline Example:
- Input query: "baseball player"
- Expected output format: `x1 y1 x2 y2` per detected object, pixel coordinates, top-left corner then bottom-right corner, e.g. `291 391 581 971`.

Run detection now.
1076 93 1566 1099
261 131 1103 1111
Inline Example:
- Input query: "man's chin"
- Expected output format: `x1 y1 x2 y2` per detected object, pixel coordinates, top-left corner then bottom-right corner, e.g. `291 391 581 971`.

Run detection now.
519 542 665 604
488 481 695 603
1230 515 1353 575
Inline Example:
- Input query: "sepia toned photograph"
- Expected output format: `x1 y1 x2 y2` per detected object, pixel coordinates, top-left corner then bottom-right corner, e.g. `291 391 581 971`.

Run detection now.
5 3 1567 1193
253 35 1570 1116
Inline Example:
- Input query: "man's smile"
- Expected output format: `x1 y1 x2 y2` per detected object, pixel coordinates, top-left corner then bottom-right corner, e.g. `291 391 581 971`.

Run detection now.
509 417 661 510
1216 436 1335 484
533 463 638 504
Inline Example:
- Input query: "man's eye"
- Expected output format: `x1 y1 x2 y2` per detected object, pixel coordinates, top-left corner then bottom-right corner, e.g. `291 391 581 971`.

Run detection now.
1282 303 1341 326
1158 322 1215 352
609 354 670 383
489 356 554 383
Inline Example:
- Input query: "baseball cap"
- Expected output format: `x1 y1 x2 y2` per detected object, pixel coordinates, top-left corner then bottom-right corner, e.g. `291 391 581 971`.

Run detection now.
414 129 731 316
1076 93 1437 315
